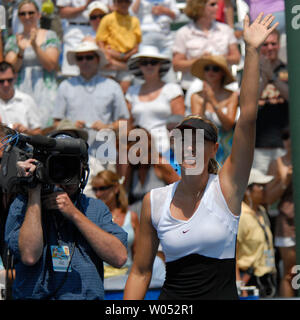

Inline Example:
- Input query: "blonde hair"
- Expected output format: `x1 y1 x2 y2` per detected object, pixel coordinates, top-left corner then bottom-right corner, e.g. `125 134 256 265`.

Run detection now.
184 0 208 22
91 170 128 213
18 0 40 12
178 115 220 174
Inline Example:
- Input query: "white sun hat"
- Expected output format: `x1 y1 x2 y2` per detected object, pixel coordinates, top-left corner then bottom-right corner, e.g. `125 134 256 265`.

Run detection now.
67 40 108 69
248 168 274 186
82 1 109 19
128 45 171 79
87 1 109 16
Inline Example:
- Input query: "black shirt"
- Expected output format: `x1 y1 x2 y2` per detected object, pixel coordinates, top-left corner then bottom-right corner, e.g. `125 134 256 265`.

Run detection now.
255 61 289 149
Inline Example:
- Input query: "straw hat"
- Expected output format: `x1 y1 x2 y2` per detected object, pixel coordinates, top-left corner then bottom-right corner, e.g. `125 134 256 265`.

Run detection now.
128 45 171 79
48 119 88 142
248 168 274 186
191 55 235 85
67 41 108 69
87 1 109 15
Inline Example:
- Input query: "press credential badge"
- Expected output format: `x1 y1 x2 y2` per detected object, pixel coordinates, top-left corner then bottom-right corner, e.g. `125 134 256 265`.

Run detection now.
51 245 72 272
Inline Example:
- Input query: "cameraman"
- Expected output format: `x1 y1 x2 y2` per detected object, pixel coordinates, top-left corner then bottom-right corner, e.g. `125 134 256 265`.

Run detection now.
4 136 128 300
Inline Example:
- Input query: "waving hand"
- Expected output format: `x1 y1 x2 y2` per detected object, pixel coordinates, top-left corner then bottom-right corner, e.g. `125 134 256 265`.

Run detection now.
243 13 279 48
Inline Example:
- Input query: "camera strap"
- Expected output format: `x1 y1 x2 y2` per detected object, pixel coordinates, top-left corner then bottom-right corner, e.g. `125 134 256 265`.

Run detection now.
52 214 65 246
43 195 84 299
44 214 77 299
254 209 271 249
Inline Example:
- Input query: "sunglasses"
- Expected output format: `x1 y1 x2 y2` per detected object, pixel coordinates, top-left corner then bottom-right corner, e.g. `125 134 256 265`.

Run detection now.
90 14 106 20
0 78 14 84
116 0 132 3
18 11 36 17
139 59 160 66
92 185 114 192
204 65 221 72
75 54 96 62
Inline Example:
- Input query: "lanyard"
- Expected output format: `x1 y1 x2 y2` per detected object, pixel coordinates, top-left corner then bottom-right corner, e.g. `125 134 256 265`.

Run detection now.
52 213 66 246
254 210 271 250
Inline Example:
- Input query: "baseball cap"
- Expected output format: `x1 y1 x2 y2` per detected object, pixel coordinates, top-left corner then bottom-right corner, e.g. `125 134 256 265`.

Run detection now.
248 168 274 186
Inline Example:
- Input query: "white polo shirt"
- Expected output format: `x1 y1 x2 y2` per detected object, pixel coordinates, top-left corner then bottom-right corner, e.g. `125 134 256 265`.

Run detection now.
0 89 42 129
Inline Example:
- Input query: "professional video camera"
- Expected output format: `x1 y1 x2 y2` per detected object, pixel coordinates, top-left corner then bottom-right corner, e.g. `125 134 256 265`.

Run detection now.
0 127 89 194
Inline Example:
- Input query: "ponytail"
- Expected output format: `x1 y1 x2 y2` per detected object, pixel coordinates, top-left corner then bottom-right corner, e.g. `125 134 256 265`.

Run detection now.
208 158 219 174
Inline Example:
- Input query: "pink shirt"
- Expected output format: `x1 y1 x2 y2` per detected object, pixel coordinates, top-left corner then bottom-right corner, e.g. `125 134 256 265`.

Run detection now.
173 21 237 89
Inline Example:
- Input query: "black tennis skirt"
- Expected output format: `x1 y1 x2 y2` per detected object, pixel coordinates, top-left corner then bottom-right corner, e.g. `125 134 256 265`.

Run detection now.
159 253 238 300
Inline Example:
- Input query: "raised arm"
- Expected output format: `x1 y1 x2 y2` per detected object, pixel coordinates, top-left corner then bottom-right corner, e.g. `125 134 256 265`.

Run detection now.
219 13 279 215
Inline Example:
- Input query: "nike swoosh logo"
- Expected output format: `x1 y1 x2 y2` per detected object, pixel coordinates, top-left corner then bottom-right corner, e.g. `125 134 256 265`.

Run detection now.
182 230 190 234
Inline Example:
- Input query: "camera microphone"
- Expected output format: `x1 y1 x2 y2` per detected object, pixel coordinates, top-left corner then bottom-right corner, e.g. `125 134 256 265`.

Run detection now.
18 134 88 156
18 134 56 148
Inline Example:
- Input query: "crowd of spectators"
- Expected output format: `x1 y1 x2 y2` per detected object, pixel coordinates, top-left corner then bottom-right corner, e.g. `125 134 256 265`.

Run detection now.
0 0 294 300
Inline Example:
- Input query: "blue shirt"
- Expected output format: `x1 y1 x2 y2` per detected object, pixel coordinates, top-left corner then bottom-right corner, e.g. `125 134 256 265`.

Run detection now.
53 75 129 125
5 193 128 300
52 74 130 158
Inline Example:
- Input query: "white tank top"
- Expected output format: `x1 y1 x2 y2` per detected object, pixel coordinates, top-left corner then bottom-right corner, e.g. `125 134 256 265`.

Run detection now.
150 174 240 262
